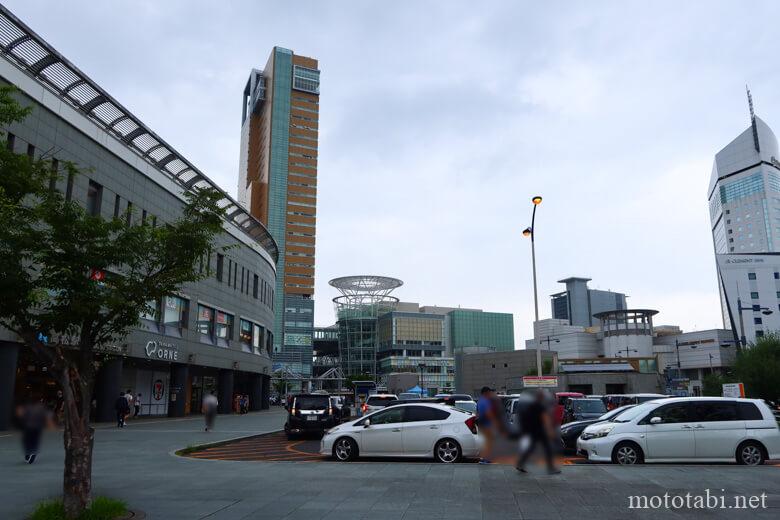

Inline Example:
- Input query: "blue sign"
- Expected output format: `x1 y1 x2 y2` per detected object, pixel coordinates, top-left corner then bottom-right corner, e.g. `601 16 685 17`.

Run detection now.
37 332 48 345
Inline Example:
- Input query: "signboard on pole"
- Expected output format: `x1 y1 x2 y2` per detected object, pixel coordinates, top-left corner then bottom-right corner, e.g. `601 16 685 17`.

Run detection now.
522 376 558 388
722 383 745 398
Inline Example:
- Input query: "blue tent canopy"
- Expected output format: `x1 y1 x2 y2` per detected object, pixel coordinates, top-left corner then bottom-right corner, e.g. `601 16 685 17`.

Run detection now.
406 385 423 394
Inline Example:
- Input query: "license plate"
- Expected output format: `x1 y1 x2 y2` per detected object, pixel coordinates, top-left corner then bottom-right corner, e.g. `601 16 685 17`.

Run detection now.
306 415 317 421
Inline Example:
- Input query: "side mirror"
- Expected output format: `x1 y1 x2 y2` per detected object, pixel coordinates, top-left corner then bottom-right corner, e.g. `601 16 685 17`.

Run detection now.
650 416 662 425
363 419 371 428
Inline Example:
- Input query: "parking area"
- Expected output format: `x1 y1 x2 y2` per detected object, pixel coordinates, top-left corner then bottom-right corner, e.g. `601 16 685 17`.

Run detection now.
182 430 591 464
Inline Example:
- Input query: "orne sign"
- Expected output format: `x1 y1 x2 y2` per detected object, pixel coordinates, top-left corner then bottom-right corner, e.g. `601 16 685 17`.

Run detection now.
144 340 179 361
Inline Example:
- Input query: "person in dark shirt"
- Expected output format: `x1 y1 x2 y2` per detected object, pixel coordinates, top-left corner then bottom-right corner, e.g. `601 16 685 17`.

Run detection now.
17 399 51 464
114 392 130 428
516 390 560 474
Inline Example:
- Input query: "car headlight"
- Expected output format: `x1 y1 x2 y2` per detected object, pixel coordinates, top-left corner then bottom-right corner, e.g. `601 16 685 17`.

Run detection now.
581 425 614 440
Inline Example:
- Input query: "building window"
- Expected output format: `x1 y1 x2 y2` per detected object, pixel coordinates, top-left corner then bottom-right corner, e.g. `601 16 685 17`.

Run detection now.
754 317 763 325
65 172 75 201
6 132 15 151
140 299 159 330
748 273 756 280
26 143 34 158
125 201 133 226
141 209 147 226
163 296 188 337
86 181 103 216
113 194 121 218
216 311 234 346
756 330 764 338
775 272 779 280
253 274 259 299
216 254 224 282
239 319 253 345
49 159 59 191
253 324 264 355
197 304 214 341
751 292 759 299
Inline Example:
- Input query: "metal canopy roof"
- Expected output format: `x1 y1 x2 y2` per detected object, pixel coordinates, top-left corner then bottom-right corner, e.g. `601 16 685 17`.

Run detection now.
0 5 278 264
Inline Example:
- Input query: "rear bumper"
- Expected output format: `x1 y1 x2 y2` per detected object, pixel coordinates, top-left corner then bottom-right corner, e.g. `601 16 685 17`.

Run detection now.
286 417 336 433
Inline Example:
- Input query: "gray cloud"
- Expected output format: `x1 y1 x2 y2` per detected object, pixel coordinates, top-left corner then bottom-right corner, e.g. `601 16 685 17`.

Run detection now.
9 0 780 342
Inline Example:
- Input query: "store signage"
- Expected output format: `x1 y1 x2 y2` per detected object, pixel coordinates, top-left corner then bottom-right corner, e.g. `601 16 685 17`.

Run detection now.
285 333 312 346
722 383 745 398
144 340 179 361
522 376 558 388
153 379 165 401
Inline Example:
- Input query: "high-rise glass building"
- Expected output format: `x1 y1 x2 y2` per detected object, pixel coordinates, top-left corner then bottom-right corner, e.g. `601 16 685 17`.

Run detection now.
708 92 780 326
238 47 320 378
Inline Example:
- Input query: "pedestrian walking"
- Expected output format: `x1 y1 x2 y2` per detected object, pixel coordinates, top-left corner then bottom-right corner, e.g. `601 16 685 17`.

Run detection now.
114 392 130 428
202 392 218 432
17 399 51 464
134 393 142 417
476 386 498 464
516 390 560 474
124 389 134 421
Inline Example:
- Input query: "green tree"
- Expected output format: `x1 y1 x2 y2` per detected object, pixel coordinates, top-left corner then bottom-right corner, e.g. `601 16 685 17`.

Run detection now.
344 373 374 389
525 359 554 376
701 371 737 396
0 87 227 519
733 333 780 401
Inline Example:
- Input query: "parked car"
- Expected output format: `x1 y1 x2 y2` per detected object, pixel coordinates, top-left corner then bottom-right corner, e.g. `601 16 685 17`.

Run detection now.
284 394 338 439
554 392 585 425
330 396 351 421
454 400 476 414
321 403 482 463
559 404 636 451
603 393 668 410
435 393 475 402
362 394 398 415
577 397 780 465
563 398 608 423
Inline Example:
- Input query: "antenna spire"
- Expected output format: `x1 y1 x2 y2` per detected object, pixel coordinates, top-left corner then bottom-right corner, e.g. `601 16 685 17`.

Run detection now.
747 84 760 152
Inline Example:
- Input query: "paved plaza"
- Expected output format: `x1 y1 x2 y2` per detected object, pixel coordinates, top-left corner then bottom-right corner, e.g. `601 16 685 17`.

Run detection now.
1 410 779 519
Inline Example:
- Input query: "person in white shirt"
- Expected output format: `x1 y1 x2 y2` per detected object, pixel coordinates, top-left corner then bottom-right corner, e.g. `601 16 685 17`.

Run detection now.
134 393 142 417
124 390 134 423
202 392 218 432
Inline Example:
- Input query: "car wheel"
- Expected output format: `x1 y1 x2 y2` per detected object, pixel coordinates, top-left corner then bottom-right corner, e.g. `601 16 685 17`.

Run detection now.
612 442 643 465
333 437 358 462
434 439 461 463
736 441 765 466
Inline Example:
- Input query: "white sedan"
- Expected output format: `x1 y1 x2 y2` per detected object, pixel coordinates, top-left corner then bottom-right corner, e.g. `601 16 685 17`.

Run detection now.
320 403 481 463
577 397 780 465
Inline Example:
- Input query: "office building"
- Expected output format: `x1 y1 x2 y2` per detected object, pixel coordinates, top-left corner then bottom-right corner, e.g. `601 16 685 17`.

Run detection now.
550 277 627 327
238 47 321 378
708 91 780 326
0 7 276 428
448 309 515 354
717 253 780 345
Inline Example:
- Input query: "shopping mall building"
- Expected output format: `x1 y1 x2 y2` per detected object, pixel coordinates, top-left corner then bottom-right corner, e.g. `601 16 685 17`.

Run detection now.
0 8 277 429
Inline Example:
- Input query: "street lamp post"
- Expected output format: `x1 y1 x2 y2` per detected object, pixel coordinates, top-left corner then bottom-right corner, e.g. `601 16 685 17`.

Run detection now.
544 336 560 351
735 297 773 350
523 195 543 377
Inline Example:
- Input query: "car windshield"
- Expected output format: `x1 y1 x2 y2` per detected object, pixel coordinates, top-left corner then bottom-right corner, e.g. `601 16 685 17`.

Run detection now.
572 400 606 413
600 404 635 421
295 396 329 410
455 401 476 413
366 396 395 406
611 402 659 422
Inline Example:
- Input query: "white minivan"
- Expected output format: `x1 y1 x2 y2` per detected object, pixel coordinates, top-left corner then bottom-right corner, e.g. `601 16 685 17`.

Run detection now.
577 397 780 465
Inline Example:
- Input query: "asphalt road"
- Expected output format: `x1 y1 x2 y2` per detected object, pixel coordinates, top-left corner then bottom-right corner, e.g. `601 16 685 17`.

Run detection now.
2 410 780 519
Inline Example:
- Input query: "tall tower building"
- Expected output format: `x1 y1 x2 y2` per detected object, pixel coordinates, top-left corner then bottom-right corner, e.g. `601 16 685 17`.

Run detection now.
238 47 320 378
708 89 780 325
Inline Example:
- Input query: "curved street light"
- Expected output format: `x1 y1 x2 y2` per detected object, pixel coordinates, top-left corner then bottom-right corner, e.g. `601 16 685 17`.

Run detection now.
523 196 543 376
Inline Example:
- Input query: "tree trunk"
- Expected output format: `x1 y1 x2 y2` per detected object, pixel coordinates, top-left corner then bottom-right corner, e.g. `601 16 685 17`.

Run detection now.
60 361 95 520
62 415 94 518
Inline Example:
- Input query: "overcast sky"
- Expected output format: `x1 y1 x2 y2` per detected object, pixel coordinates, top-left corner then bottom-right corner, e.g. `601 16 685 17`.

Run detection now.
8 0 780 343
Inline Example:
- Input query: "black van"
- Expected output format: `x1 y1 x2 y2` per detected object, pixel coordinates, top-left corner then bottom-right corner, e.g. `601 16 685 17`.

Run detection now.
284 394 338 439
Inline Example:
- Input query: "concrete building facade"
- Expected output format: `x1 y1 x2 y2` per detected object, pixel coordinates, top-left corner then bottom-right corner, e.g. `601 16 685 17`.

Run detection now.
550 277 627 327
0 8 276 428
